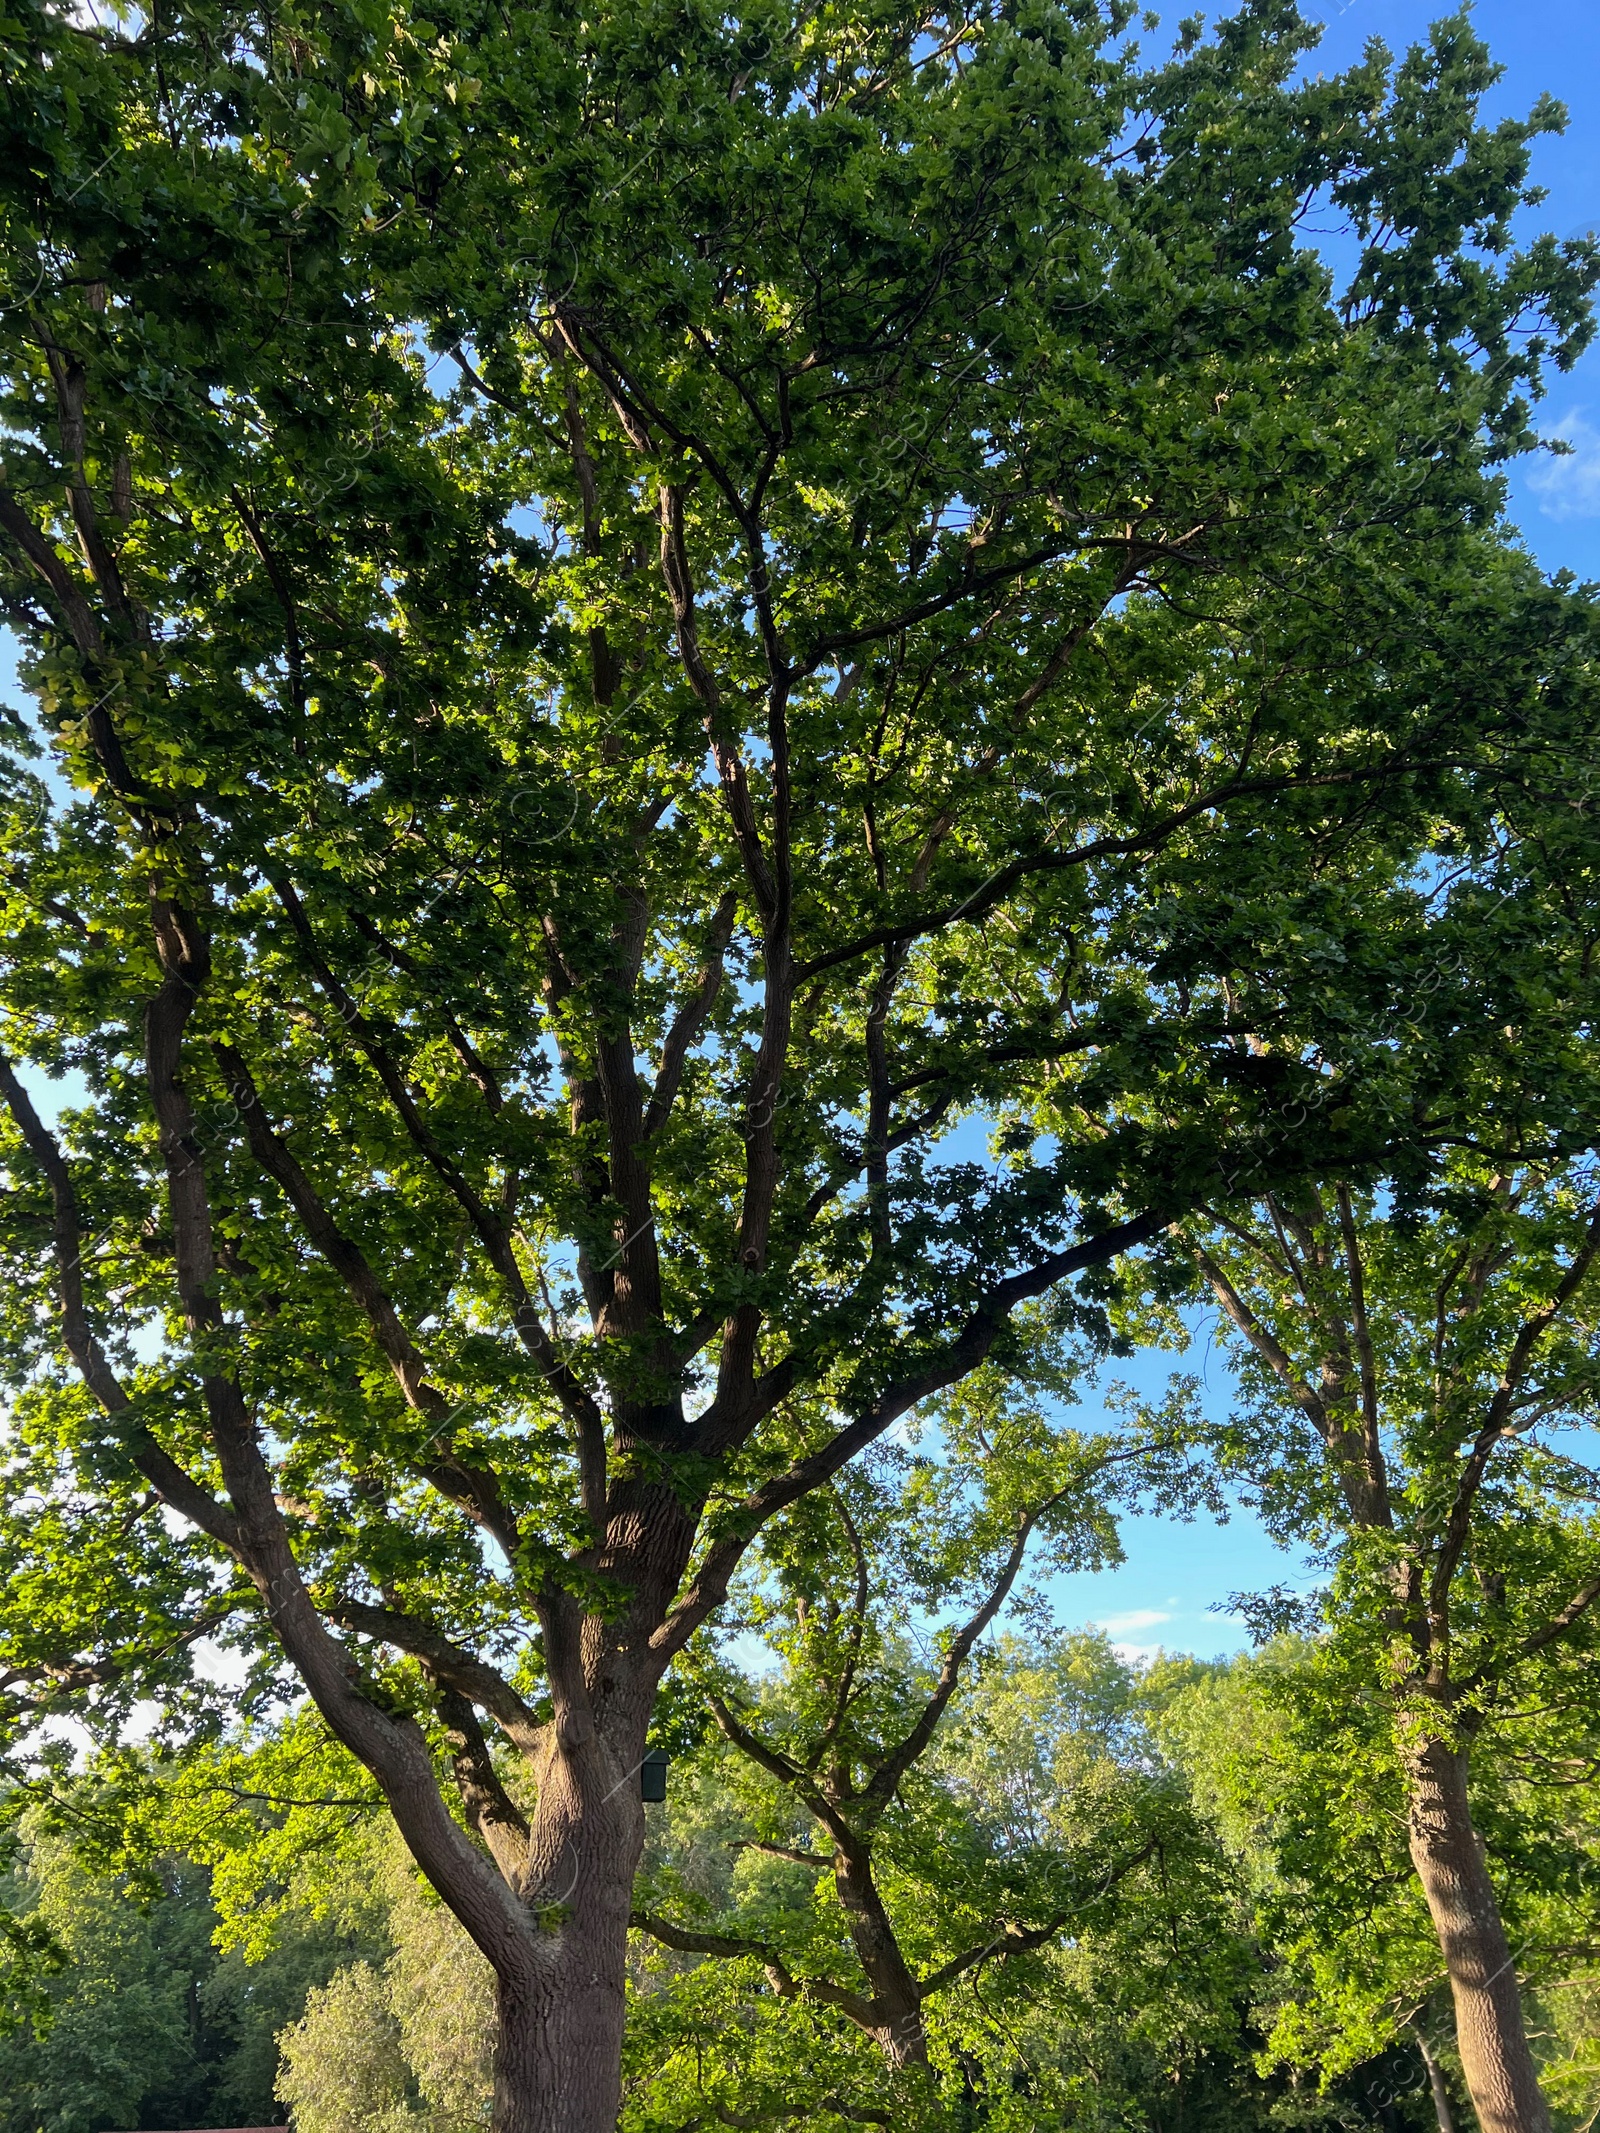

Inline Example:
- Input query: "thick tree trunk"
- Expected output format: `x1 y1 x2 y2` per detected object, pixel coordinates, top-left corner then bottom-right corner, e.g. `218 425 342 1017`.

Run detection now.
1406 1737 1549 2133
471 1486 699 2131
488 1708 649 2131
496 1949 629 2133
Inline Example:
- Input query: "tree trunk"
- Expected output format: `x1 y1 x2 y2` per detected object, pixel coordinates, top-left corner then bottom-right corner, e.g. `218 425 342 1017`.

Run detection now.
496 1953 628 2133
832 1840 929 2068
1406 1736 1549 2133
1415 2025 1457 2133
489 1716 648 2132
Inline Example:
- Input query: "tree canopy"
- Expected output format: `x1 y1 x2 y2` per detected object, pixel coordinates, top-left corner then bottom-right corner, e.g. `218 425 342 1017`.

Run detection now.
2 0 1598 2124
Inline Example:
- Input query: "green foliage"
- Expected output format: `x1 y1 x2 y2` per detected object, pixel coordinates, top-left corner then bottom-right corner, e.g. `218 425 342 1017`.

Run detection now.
1105 1146 1600 2121
1156 1643 1600 2128
274 1834 495 2133
626 1626 1447 2130
623 1351 1377 2127
6 1637 1552 2133
145 1710 392 1965
0 1795 386 2133
279 1964 425 2133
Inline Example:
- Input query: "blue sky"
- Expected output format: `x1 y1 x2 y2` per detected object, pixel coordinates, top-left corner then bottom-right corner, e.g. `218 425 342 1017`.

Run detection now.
5 0 1598 1665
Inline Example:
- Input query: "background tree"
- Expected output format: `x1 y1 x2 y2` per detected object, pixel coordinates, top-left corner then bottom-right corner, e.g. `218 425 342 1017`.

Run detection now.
274 1840 496 2133
626 1619 1453 2132
0 1787 386 2133
255 1630 1407 2133
2 1 1598 2127
1156 1640 1600 2133
1 1654 1517 2133
628 1349 1205 2086
1134 1138 1600 2133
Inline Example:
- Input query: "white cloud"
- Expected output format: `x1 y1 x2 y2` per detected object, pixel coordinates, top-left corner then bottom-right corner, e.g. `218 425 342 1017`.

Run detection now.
1096 1610 1175 1665
1095 1608 1171 1635
1528 409 1600 521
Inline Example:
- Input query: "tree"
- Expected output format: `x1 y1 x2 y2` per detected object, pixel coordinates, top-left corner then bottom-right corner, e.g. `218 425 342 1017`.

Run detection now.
274 1842 496 2133
1154 1637 1600 2133
628 1352 1199 2083
251 1636 1347 2133
631 1619 1449 2131
1 0 1597 2126
278 1964 425 2133
0 1789 385 2133
1141 1144 1600 2133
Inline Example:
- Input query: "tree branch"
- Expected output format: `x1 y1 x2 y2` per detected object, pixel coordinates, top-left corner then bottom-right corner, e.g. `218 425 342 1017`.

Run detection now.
345 911 504 1111
657 485 777 920
708 1695 852 1848
0 1602 241 1706
1431 1199 1600 1624
859 1491 1066 1824
916 1913 1070 1998
797 535 1087 668
916 1833 1160 1997
448 345 567 448
810 1492 872 1771
1511 1573 1600 1667
1187 1234 1327 1429
8 980 528 1974
629 1910 872 2021
213 1043 525 1560
232 492 306 719
645 892 738 1140
431 1679 532 1886
213 1044 445 1417
326 1598 546 1756
1335 1183 1391 1524
0 479 108 659
141 892 540 1981
734 1839 828 1867
862 946 908 1253
37 330 140 637
264 878 607 1487
654 1211 1165 1659
0 1051 242 1550
796 763 1412 982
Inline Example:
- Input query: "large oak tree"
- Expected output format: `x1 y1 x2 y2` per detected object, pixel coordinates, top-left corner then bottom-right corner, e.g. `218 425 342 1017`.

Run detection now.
1 0 1597 2124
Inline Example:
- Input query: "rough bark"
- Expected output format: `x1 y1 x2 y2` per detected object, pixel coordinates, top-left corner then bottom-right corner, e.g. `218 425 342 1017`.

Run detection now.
495 1730 647 2133
832 1840 930 2067
1406 1737 1550 2133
